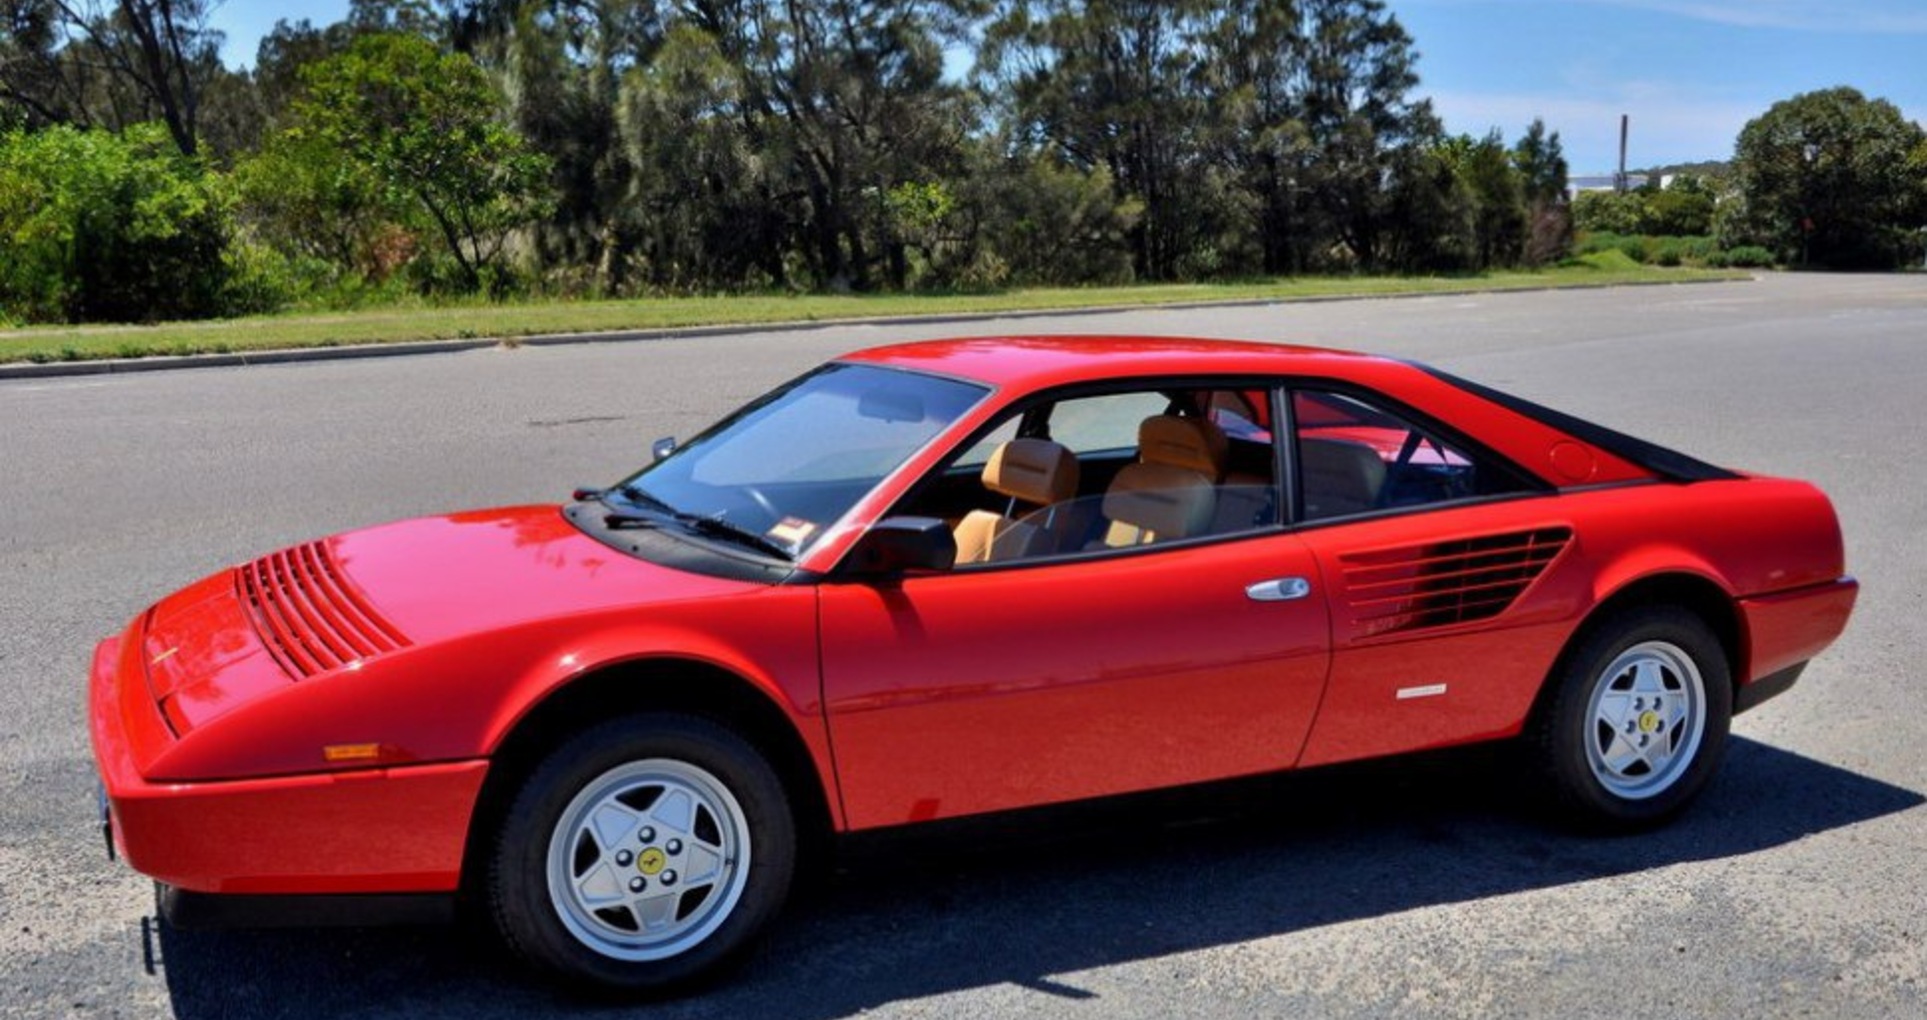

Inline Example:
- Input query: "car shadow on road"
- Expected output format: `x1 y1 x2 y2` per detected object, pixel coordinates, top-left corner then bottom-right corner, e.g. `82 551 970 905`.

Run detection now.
153 737 1921 1019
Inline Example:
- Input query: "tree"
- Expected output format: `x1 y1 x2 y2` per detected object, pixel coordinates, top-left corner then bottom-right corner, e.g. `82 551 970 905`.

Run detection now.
616 20 782 290
1382 142 1474 271
1732 86 1927 269
1295 0 1437 269
1640 177 1714 236
457 1 658 292
985 0 1213 281
0 0 223 155
1199 0 1317 274
293 32 552 289
1511 117 1570 264
230 125 404 280
668 0 978 292
1439 130 1524 268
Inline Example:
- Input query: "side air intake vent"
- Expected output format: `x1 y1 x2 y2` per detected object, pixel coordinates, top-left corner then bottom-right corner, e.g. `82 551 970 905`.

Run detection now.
1339 527 1572 639
236 542 408 677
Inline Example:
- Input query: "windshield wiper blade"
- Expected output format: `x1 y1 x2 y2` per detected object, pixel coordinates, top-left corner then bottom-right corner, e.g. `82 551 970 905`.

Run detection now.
674 512 794 560
597 484 790 559
599 484 680 529
615 484 676 514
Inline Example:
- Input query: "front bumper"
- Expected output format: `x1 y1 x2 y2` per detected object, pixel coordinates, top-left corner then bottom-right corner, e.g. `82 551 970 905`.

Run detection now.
96 780 115 861
89 632 490 895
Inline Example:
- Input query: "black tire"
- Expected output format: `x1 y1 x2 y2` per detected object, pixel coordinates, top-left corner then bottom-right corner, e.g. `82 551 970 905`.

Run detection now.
1530 606 1733 831
486 713 796 994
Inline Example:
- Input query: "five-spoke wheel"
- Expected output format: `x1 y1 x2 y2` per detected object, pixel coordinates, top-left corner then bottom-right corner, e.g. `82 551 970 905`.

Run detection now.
488 714 795 992
1531 606 1732 830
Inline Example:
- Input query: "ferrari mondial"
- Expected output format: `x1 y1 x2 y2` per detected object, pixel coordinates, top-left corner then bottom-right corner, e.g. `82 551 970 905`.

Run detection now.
90 337 1855 991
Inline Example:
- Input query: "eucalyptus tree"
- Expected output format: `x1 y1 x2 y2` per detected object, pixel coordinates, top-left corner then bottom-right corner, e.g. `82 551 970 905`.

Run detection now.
452 1 660 290
982 0 1219 280
0 0 223 155
676 0 978 290
1294 0 1436 268
1511 117 1570 264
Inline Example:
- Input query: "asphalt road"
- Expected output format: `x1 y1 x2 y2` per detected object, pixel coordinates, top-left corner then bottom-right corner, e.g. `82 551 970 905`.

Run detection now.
3 274 1923 1019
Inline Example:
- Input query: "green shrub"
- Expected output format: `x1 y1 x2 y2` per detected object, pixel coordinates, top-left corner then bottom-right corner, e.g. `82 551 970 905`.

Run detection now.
1615 237 1652 263
1720 245 1777 268
1577 249 1643 271
0 124 234 323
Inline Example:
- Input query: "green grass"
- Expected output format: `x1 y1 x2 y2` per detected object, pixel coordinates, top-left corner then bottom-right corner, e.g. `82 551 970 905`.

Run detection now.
0 265 1745 365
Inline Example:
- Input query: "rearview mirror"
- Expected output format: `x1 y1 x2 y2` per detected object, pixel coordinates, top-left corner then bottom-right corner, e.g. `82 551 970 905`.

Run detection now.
842 517 956 577
651 436 678 462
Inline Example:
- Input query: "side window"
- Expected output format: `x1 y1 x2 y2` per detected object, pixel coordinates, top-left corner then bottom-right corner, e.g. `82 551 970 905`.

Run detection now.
950 416 1020 472
1044 391 1170 455
904 386 1283 568
1292 389 1526 521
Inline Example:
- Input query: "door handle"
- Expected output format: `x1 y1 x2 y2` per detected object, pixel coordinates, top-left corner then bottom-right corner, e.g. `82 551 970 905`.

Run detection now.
1245 577 1312 602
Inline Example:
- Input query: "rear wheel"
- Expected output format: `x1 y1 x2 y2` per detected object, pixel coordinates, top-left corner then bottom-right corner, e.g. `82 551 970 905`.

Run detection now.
1531 606 1732 830
487 714 795 993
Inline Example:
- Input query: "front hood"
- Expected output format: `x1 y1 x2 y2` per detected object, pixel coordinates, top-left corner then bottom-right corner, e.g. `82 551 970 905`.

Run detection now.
324 505 752 644
143 506 755 736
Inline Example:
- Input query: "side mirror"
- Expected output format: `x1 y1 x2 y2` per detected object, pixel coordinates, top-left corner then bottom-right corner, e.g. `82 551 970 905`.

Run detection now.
842 517 956 577
651 436 678 462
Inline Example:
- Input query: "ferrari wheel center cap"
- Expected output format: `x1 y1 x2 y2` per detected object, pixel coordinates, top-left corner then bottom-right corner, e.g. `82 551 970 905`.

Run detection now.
1637 710 1661 734
637 847 667 876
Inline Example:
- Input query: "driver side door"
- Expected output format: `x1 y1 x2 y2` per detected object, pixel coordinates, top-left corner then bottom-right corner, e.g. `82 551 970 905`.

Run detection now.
817 383 1333 829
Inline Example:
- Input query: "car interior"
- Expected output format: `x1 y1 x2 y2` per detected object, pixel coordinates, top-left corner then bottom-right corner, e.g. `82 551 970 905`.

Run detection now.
896 387 1282 565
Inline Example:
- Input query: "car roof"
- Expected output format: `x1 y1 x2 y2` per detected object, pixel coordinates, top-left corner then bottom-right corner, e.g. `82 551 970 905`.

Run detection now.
837 336 1393 391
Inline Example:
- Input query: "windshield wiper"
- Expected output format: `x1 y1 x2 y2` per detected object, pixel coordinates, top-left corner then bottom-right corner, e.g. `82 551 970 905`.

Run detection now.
598 484 679 528
673 512 794 560
595 484 791 560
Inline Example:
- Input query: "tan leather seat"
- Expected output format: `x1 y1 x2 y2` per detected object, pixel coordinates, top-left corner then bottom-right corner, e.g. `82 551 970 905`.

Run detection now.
954 438 1080 563
1098 416 1229 547
1300 436 1386 518
1212 471 1274 532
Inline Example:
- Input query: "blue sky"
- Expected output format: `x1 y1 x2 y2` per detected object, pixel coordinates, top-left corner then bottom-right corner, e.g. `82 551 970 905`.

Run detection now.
207 0 1926 173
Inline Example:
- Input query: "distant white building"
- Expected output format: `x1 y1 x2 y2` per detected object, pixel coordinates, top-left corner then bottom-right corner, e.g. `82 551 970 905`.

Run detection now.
1567 173 1676 200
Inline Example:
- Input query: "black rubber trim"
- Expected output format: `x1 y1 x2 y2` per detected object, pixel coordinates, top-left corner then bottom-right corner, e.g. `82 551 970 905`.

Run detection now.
156 885 456 929
1414 363 1742 483
1734 661 1806 715
562 502 796 584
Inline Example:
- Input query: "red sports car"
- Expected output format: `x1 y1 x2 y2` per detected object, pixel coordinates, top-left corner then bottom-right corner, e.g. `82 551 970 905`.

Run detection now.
89 337 1856 991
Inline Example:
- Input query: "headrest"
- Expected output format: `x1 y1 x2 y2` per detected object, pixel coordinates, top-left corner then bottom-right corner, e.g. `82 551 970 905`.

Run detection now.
982 438 1080 505
1137 415 1228 479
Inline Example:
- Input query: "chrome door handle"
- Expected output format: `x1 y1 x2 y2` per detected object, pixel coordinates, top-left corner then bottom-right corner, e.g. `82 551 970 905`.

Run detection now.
1246 577 1312 602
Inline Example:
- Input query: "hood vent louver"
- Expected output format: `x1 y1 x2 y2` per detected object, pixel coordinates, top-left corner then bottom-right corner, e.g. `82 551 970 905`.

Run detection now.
236 542 409 678
1339 527 1572 640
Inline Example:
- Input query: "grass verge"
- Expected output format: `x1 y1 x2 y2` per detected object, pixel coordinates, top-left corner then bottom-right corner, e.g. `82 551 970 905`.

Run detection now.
0 264 1744 365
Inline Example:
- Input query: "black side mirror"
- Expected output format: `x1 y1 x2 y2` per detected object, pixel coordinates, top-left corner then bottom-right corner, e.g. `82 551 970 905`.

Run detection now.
651 436 678 462
842 517 956 577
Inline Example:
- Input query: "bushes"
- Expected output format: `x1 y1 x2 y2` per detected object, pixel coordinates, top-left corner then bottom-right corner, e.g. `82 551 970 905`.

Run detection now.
1576 231 1770 269
1709 246 1777 269
0 124 233 323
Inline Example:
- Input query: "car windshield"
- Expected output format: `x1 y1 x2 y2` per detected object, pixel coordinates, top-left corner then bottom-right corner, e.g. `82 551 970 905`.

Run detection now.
612 363 988 557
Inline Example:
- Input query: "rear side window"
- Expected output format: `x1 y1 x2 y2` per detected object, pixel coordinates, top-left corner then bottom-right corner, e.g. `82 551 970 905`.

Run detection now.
1292 390 1530 521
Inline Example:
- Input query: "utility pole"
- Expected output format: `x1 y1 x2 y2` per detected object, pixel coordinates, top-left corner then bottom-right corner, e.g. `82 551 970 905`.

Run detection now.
1615 115 1629 194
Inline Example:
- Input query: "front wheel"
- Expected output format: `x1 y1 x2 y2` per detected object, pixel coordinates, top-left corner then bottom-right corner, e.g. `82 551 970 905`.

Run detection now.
1530 607 1733 830
486 714 796 993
